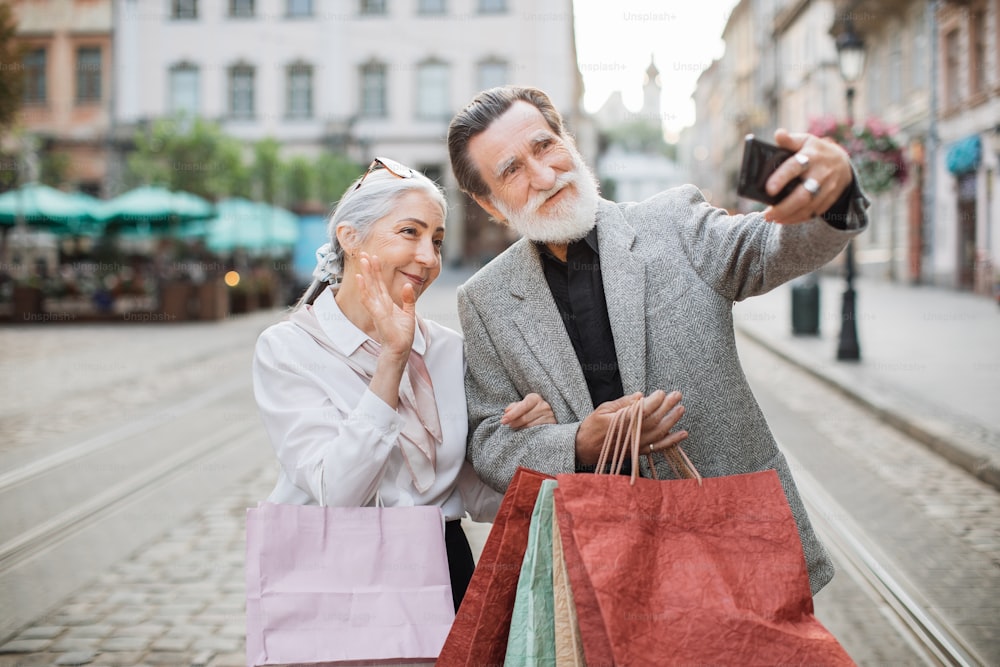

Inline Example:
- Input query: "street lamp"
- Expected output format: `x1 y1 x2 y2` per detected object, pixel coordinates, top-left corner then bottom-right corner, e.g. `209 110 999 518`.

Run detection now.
835 22 865 361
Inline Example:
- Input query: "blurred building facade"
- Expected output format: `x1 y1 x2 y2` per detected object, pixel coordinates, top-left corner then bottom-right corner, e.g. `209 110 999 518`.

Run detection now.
684 0 1000 293
682 0 847 213
683 59 727 207
592 58 686 204
932 0 1000 293
10 0 113 196
833 0 935 285
111 0 584 266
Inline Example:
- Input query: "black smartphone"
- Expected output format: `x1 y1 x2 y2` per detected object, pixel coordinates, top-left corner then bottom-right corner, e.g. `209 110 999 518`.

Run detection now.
737 134 800 205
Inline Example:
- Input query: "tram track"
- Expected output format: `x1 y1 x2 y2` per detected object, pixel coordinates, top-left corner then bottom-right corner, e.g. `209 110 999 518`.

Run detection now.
0 371 272 642
0 376 246 495
0 419 253 573
734 324 1000 665
786 447 988 667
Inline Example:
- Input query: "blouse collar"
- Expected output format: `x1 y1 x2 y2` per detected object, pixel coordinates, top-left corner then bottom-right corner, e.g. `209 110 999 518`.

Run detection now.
310 286 428 357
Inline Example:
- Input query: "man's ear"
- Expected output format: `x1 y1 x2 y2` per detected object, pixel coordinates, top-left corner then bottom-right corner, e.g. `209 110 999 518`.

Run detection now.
471 194 505 223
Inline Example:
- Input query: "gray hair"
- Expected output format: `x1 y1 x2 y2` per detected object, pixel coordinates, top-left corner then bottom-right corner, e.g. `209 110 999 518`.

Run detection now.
293 164 447 310
447 86 565 198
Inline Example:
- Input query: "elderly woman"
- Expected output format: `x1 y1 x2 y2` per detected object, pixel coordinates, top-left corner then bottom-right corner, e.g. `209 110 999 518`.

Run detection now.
252 157 553 611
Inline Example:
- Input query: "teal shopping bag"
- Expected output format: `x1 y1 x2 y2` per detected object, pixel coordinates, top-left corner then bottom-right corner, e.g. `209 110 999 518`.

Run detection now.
504 479 559 665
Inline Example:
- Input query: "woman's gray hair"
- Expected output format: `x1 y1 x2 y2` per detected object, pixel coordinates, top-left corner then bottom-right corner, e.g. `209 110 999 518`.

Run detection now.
293 163 447 310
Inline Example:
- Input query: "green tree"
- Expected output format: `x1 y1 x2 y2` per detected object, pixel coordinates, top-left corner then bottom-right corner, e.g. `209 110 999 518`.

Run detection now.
252 138 282 204
0 4 25 134
284 155 315 207
226 152 252 199
604 120 669 155
126 115 249 199
0 148 19 192
315 152 362 207
124 116 360 206
38 150 69 187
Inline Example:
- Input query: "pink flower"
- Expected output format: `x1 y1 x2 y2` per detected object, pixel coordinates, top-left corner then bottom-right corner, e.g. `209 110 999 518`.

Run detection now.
808 115 907 193
865 118 887 137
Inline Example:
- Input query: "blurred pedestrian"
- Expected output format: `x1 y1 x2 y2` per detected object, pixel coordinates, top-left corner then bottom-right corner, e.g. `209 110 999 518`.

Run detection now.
447 86 869 594
252 157 555 611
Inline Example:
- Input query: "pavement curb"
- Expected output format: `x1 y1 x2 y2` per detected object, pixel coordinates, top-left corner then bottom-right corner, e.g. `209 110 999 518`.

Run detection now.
736 324 1000 493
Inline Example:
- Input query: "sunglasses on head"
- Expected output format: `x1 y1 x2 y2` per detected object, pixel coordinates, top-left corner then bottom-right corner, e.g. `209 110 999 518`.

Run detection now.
353 156 416 191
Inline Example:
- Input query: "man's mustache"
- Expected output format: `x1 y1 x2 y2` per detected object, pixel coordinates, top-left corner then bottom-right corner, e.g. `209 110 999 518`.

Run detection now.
526 172 577 213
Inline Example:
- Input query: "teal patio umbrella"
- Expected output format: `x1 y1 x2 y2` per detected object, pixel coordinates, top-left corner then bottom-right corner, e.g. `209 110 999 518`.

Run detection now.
258 203 299 250
0 183 102 233
66 191 108 236
205 199 299 255
99 185 215 234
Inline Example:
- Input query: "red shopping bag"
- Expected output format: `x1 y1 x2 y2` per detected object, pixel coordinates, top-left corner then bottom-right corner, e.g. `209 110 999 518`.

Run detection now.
553 397 854 666
436 467 554 666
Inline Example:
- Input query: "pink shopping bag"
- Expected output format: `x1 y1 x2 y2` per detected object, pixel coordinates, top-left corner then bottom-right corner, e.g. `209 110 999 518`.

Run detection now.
245 502 455 666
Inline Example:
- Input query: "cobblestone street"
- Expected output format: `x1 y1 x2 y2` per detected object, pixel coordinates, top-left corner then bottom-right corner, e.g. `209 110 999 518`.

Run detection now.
1 271 998 665
0 462 272 667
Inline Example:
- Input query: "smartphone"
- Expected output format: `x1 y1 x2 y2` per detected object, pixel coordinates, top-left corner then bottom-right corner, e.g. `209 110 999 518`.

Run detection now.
736 134 801 205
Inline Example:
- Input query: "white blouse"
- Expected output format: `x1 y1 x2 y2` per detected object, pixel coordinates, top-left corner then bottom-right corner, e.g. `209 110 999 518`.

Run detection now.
252 287 502 522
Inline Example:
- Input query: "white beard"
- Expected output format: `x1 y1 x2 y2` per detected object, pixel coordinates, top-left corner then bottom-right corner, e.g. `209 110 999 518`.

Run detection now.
490 148 600 245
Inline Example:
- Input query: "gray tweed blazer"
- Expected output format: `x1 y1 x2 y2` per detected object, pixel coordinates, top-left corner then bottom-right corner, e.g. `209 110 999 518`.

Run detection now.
457 185 868 594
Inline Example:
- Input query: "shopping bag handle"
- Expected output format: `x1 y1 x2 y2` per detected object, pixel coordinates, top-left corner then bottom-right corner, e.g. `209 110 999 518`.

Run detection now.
594 395 702 485
317 476 385 508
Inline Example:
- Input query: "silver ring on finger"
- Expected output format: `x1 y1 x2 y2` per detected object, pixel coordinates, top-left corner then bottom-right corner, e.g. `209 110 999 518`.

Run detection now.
802 177 821 198
794 153 810 170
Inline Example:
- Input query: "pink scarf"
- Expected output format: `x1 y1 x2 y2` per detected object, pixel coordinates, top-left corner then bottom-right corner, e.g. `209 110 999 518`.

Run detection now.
289 305 443 493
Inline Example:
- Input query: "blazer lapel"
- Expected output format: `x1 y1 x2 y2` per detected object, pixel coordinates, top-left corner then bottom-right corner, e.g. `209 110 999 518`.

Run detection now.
595 202 648 396
507 241 594 421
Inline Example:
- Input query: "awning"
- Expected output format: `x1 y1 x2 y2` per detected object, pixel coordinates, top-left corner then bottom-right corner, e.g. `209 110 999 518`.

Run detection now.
946 135 982 175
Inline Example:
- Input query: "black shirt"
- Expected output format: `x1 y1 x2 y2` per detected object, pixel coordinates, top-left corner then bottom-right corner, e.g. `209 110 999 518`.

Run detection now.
538 228 623 408
538 228 627 474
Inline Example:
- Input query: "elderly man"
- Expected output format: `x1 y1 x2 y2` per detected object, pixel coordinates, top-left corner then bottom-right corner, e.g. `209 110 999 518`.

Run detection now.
448 85 867 593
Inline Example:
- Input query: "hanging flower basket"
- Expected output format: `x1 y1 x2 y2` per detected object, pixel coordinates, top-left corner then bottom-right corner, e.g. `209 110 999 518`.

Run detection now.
808 116 908 195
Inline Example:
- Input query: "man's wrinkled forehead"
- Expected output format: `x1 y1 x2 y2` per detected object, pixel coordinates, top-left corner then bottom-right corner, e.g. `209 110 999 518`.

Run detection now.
473 101 559 176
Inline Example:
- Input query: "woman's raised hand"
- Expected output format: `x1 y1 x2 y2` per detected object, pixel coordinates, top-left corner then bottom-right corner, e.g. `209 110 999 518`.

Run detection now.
356 252 415 359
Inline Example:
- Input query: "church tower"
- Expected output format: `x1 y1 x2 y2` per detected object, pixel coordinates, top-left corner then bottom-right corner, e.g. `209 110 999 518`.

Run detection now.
642 54 662 124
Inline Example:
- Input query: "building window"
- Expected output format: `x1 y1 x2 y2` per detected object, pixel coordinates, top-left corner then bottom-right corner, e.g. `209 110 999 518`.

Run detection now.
23 48 47 105
170 63 200 114
360 61 387 117
943 28 960 110
228 64 255 118
477 58 508 91
287 63 313 118
478 0 506 13
969 6 986 96
360 0 386 15
416 60 450 119
75 47 102 103
172 0 198 19
287 0 313 17
418 0 445 13
229 0 254 17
